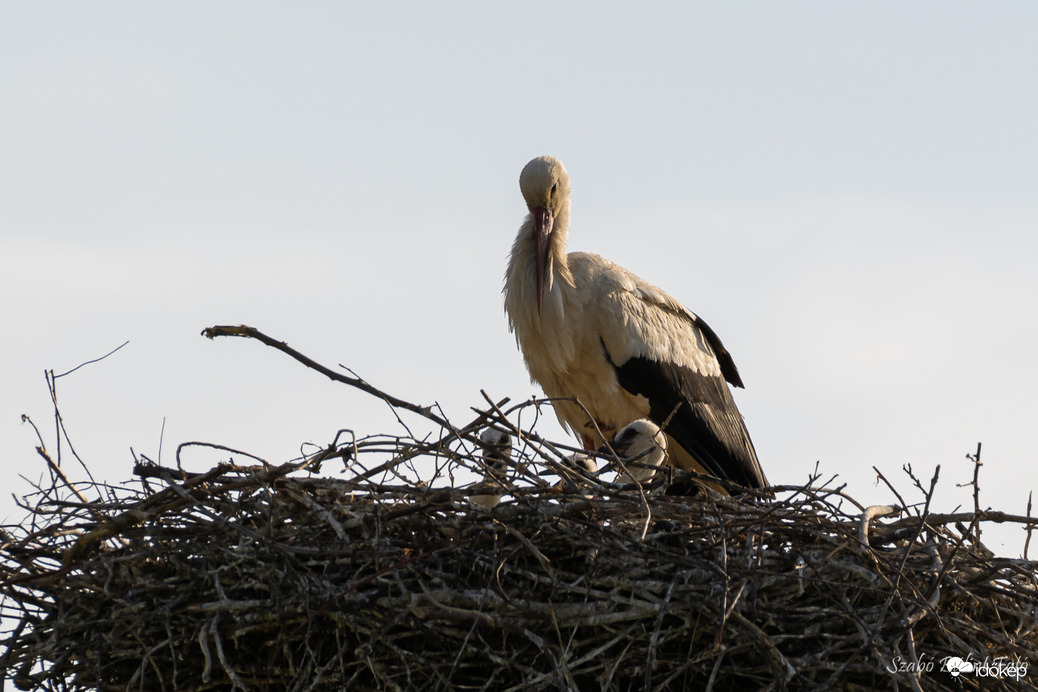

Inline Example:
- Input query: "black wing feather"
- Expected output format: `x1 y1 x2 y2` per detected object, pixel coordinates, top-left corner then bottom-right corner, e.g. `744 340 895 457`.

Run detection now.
608 349 766 489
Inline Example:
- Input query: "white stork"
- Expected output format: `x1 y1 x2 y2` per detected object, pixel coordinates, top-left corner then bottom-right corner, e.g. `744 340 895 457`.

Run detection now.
603 419 668 484
565 452 599 476
470 428 512 508
503 155 768 490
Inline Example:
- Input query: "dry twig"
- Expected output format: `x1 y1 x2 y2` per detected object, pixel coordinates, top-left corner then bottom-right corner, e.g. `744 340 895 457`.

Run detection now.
2 326 1036 691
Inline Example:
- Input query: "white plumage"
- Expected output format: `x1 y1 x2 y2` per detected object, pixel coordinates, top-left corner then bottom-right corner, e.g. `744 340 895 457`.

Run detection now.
604 419 668 483
553 451 600 497
504 155 767 490
470 428 512 508
565 452 598 476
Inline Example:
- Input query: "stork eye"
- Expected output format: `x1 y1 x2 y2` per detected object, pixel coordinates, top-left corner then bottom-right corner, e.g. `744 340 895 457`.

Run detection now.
550 182 558 196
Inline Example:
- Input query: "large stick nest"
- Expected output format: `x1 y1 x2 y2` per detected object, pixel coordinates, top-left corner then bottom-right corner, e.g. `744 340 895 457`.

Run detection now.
2 326 1037 691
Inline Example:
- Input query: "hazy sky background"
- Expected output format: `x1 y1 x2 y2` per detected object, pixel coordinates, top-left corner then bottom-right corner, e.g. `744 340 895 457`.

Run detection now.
2 3 1036 555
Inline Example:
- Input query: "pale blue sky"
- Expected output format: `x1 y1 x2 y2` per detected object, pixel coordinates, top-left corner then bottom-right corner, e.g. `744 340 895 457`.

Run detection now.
2 3 1036 554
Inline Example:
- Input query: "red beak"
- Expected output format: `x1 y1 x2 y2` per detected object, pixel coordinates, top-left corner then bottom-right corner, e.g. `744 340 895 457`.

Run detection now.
532 206 554 315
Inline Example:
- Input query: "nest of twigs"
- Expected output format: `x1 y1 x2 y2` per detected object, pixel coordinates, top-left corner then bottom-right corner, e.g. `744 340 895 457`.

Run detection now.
2 326 1037 691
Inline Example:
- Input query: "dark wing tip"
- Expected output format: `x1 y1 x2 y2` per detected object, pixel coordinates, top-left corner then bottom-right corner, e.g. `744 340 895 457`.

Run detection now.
611 354 765 488
687 312 745 388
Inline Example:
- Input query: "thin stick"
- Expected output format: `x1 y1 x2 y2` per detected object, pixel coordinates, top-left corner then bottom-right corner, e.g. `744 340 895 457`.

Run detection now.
203 325 454 430
1025 491 1033 560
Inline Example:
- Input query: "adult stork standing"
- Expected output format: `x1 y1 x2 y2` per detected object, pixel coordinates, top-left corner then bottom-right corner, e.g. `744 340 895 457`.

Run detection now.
503 155 768 490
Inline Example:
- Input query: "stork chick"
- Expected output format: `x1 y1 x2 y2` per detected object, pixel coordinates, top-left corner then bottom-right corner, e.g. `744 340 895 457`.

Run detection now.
566 452 599 476
470 428 512 508
602 419 668 483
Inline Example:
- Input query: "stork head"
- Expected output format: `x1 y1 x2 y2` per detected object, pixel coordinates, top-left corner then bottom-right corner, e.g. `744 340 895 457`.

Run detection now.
568 452 598 475
602 419 668 483
519 155 571 314
479 427 512 476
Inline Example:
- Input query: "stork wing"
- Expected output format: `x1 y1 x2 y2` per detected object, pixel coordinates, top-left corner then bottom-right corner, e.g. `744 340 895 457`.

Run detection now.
578 254 767 489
